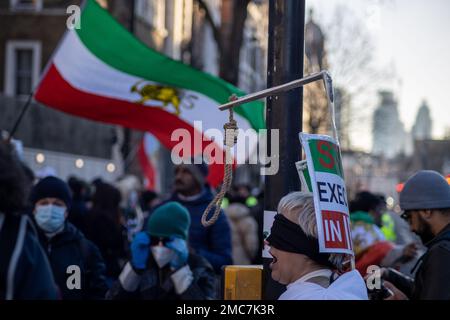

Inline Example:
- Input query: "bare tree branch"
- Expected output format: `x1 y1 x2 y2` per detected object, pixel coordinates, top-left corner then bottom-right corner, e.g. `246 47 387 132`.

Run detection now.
194 0 223 52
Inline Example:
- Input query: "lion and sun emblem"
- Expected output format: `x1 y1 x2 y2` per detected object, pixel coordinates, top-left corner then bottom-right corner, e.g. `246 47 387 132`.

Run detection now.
130 80 198 116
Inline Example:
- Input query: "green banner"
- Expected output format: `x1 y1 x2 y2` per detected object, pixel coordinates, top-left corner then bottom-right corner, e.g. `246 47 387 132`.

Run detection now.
308 139 344 179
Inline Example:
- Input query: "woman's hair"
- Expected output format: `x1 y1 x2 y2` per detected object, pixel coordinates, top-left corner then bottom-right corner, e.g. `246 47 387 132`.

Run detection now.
0 142 29 214
91 182 122 224
278 191 346 270
350 191 381 213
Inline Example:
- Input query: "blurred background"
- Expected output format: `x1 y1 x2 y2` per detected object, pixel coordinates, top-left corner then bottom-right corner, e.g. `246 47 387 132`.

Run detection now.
1 0 449 212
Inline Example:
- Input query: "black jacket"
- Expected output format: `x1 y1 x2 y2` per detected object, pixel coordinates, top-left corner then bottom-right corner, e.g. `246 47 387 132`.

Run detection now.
167 189 233 273
83 210 128 279
0 213 58 300
411 223 450 299
385 223 450 300
37 222 108 300
106 253 217 300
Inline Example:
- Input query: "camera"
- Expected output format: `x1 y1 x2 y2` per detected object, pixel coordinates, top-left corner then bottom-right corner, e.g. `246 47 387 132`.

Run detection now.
368 280 394 300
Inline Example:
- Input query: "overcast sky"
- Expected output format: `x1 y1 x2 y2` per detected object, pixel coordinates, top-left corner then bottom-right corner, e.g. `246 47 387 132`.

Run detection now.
307 0 450 151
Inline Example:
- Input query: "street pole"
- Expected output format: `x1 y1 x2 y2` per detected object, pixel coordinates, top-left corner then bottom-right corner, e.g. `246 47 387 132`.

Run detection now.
121 0 136 170
263 0 305 299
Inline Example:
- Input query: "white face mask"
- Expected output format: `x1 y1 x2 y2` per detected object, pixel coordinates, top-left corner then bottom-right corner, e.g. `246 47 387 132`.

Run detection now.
151 246 175 268
35 204 66 234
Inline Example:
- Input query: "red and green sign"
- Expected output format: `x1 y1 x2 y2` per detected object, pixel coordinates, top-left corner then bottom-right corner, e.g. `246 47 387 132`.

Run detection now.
300 133 353 255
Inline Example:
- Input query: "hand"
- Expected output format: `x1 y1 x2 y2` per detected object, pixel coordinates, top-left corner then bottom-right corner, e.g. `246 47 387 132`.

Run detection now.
130 231 151 270
402 243 418 261
383 281 409 300
166 237 189 270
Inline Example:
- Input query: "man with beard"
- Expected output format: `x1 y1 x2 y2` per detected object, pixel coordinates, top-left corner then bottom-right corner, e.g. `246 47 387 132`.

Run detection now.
165 160 232 273
382 170 450 300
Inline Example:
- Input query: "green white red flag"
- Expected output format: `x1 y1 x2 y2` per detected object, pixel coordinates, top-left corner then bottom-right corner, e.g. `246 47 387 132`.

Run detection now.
34 0 265 187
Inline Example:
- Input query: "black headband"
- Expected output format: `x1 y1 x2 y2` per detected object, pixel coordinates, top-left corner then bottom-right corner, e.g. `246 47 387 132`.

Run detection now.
266 214 333 268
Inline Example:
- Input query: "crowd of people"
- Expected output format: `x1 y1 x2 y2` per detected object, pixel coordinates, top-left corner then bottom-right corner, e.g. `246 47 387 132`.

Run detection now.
1 140 449 300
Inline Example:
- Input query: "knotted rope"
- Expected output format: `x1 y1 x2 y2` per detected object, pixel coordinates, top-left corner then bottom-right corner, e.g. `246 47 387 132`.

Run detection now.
201 99 238 227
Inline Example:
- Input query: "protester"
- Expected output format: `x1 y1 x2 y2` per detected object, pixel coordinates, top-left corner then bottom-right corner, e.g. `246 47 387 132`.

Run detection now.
116 175 144 242
83 182 129 286
350 191 417 275
225 203 259 265
266 192 368 300
166 160 232 273
107 201 217 300
375 194 425 276
228 183 259 208
140 190 161 214
67 176 89 232
30 176 108 299
382 170 450 300
0 142 58 300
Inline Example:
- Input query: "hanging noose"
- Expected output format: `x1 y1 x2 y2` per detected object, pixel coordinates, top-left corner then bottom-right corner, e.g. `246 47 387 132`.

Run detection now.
201 97 238 227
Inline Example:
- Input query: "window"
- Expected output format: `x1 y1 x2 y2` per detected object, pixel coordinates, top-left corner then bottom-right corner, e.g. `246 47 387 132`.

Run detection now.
43 0 74 9
10 0 43 11
4 41 42 97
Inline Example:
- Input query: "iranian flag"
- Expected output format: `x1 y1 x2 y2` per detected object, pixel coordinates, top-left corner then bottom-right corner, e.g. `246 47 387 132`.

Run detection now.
34 0 265 187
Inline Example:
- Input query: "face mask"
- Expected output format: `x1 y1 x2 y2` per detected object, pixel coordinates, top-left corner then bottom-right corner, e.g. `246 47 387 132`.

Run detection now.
151 246 175 268
35 204 66 234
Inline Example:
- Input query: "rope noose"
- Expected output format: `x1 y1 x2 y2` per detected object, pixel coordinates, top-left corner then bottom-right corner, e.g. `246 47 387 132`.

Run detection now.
201 102 238 227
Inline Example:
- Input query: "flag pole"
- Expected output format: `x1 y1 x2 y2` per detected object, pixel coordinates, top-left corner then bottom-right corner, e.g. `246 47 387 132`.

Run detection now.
7 91 34 142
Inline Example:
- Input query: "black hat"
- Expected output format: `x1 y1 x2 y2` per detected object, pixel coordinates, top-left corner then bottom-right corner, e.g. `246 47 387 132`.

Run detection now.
30 176 72 209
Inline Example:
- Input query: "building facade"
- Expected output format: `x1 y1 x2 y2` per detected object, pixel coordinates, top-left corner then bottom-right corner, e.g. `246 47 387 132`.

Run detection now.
0 0 120 182
412 100 432 140
372 90 412 158
1 0 270 188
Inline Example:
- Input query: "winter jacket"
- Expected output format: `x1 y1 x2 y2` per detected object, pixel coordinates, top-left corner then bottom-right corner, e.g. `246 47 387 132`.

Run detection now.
279 269 368 300
106 252 217 300
385 223 450 300
167 188 233 273
37 221 108 300
83 210 128 279
0 212 58 300
225 203 259 265
68 199 88 233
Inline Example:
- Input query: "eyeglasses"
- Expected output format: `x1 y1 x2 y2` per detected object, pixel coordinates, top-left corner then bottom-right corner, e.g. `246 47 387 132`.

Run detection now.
150 236 171 245
401 210 413 222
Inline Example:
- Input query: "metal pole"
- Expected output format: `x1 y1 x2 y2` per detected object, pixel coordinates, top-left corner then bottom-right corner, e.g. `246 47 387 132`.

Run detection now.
8 91 34 141
219 71 326 111
129 0 135 33
263 0 305 300
121 0 136 168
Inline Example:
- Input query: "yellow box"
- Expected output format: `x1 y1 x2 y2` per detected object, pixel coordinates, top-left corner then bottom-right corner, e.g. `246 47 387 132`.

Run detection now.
222 265 263 300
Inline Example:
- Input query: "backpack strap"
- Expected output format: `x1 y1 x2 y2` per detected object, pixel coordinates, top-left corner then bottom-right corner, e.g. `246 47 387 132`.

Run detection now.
5 215 29 300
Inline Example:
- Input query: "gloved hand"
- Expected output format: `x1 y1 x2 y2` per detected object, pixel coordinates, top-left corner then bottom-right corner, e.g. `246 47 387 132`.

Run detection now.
166 237 189 270
130 231 151 271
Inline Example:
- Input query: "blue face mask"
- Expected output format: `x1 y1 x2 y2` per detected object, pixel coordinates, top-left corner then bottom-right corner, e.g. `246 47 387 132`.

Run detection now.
35 204 66 233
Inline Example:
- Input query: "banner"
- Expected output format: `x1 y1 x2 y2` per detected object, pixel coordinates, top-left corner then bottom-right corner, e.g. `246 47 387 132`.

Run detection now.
295 160 312 192
299 133 353 254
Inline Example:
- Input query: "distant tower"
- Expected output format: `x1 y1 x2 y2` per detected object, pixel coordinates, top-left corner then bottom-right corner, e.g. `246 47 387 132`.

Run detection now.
372 91 408 158
305 8 325 71
412 100 432 140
